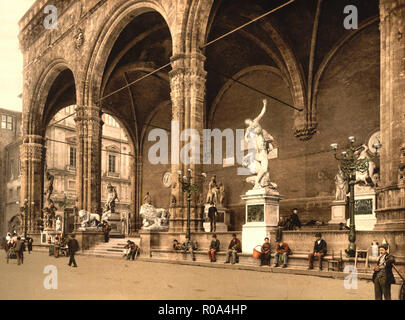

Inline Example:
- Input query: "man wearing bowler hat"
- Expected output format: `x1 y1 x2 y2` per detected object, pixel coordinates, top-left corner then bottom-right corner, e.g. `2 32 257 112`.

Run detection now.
308 232 327 270
372 243 395 300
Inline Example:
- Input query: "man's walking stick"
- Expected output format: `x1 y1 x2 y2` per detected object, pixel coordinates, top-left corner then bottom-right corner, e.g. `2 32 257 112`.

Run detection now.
393 264 405 300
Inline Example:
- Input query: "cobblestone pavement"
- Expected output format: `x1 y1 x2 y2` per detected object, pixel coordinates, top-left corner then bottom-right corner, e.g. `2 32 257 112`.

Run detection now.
0 251 400 300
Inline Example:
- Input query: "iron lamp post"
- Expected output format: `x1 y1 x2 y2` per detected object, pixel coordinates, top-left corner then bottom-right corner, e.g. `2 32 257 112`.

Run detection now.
330 136 381 257
177 169 205 239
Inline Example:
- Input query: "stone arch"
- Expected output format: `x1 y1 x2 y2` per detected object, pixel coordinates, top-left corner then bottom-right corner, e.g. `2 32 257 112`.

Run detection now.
178 0 214 53
27 58 76 136
311 17 379 127
83 0 172 106
208 65 290 129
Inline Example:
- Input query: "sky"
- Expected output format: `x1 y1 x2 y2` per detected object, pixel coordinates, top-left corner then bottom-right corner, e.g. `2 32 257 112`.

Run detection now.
0 0 36 112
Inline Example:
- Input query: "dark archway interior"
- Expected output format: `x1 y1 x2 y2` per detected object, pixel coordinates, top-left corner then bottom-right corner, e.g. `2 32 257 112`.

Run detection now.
100 11 172 151
203 0 380 227
42 69 76 131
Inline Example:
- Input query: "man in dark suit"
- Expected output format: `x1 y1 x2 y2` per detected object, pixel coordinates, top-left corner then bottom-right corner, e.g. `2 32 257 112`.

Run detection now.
14 236 24 265
208 202 218 232
207 234 220 262
290 208 302 230
308 232 327 270
373 244 395 300
67 234 80 267
103 221 111 243
224 233 242 264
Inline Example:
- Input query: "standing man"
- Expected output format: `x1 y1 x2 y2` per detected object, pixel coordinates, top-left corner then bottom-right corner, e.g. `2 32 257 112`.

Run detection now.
372 244 395 300
290 208 302 230
224 233 242 264
308 232 327 270
208 202 218 232
103 221 111 243
67 234 79 268
26 236 33 254
207 234 220 262
15 236 24 265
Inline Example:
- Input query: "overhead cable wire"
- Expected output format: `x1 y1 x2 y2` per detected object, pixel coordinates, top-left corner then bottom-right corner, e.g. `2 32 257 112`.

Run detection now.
93 0 297 111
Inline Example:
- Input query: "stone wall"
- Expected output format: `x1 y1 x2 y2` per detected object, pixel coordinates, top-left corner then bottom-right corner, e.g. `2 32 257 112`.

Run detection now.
140 230 405 259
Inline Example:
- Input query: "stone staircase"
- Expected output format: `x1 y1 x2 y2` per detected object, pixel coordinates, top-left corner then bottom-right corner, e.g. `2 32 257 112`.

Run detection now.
81 237 140 258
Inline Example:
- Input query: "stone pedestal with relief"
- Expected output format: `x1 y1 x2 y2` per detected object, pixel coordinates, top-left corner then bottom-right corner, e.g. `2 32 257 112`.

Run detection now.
241 188 282 254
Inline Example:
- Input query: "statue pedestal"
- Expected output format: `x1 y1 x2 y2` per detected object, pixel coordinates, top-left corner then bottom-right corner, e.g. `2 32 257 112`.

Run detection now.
329 200 347 225
108 212 124 237
241 188 282 253
203 205 231 232
348 185 377 231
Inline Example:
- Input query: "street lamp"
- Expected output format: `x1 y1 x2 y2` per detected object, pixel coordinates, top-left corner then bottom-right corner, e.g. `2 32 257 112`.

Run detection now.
330 137 381 257
177 169 206 239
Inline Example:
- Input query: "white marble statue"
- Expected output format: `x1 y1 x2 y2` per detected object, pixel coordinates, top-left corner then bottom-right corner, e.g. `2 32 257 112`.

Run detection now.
205 175 219 204
55 216 62 232
120 212 128 234
335 168 348 201
79 210 100 228
140 203 170 231
242 99 276 190
104 183 118 213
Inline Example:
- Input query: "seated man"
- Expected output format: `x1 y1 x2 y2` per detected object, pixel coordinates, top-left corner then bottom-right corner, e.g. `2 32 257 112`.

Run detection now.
126 241 139 261
276 217 288 242
172 239 182 250
224 233 242 264
123 240 132 258
308 232 327 270
274 239 290 268
260 237 271 266
290 208 302 230
182 236 196 261
207 234 220 262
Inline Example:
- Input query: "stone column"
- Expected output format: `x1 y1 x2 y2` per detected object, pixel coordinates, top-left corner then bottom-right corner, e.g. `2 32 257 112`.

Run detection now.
168 52 207 233
130 154 143 233
20 134 45 233
375 0 405 230
74 106 103 215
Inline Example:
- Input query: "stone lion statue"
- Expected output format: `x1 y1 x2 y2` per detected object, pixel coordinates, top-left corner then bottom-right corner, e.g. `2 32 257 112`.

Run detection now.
79 210 100 228
140 204 170 231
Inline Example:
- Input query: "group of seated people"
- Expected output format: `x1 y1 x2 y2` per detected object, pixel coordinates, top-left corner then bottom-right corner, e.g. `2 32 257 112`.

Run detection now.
259 237 291 268
172 231 329 270
124 240 139 260
53 235 68 257
173 233 242 264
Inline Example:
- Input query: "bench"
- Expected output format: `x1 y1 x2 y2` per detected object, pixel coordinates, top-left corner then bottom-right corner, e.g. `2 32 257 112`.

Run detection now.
150 248 381 271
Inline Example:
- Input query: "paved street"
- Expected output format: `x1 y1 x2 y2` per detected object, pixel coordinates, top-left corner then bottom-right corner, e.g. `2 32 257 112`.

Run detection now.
0 251 400 300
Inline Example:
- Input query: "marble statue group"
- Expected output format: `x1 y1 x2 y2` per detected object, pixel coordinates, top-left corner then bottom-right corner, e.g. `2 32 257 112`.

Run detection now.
243 99 277 190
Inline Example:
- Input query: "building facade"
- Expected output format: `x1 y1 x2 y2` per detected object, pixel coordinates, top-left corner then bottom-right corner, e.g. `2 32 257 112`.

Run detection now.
16 0 405 235
0 106 131 238
0 108 22 237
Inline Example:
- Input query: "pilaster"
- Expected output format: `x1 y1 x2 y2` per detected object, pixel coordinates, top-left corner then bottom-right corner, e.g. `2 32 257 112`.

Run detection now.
74 106 103 215
375 0 405 230
20 135 46 233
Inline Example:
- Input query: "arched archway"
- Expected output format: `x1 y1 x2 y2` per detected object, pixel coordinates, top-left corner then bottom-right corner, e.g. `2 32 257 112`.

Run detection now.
84 1 172 106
